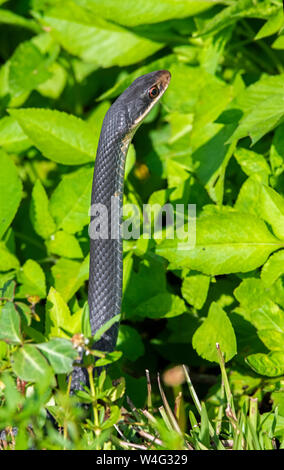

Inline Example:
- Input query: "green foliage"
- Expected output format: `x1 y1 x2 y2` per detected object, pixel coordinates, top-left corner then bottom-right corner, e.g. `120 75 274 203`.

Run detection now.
0 0 284 450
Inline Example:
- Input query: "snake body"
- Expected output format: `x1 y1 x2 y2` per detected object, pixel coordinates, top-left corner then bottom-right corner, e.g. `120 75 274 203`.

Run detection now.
71 70 171 390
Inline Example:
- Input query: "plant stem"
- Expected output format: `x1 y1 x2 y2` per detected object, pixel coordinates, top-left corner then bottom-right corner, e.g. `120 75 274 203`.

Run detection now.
87 366 99 429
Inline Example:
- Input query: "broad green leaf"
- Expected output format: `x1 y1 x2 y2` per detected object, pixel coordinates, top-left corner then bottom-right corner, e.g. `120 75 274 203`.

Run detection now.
270 122 284 174
234 278 273 311
257 329 284 352
30 179 56 240
157 212 284 276
37 338 77 374
0 279 16 301
272 35 284 49
251 303 284 336
229 74 284 144
45 287 82 338
255 8 284 39
9 41 52 97
181 271 210 310
235 177 284 240
46 231 83 259
77 0 214 26
9 108 97 165
234 278 284 343
37 62 67 99
190 122 236 204
0 242 19 271
0 8 38 31
0 116 31 153
234 148 271 183
261 251 284 287
246 351 284 377
38 2 163 66
192 302 237 363
49 167 93 233
117 325 144 361
162 63 231 116
0 302 22 344
51 256 89 302
0 151 22 239
123 257 168 316
86 100 110 151
16 259 46 299
12 344 53 382
133 293 186 319
196 0 277 37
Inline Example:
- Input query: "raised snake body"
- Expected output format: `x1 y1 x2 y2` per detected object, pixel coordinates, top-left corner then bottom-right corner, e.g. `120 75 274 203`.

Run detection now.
71 70 171 390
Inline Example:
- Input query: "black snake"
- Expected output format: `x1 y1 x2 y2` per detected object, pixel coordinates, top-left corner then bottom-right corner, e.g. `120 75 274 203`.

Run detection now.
71 70 171 390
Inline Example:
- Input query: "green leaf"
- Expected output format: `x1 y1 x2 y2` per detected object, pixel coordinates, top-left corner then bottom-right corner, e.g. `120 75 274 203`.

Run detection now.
261 250 284 287
234 148 271 183
38 2 163 66
257 329 284 352
162 63 231 116
234 278 284 350
77 0 213 26
51 256 89 302
9 108 97 165
45 287 82 338
49 167 93 233
37 338 77 374
95 350 122 367
0 242 19 271
46 231 83 259
92 314 121 343
0 8 38 31
37 62 67 99
0 279 16 301
272 35 284 49
181 271 210 310
255 8 284 39
192 302 237 363
81 302 91 337
133 293 186 319
0 150 22 239
0 302 22 344
157 212 283 276
117 325 144 361
16 259 46 299
229 74 284 145
196 0 276 37
0 116 31 153
246 352 284 377
30 179 56 240
236 177 284 240
12 344 53 383
9 41 52 97
100 405 121 430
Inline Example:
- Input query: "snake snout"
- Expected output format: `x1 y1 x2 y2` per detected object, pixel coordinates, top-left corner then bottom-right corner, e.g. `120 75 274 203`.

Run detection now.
157 70 171 89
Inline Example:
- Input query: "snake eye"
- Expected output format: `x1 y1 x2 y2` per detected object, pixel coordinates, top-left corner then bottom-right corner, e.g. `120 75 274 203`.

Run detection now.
148 86 159 99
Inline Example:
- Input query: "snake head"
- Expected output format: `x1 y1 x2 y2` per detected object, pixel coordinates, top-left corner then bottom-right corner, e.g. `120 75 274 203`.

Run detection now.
114 70 171 134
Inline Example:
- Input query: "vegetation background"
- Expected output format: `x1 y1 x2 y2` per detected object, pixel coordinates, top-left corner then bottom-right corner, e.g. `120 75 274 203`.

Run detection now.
0 0 284 450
